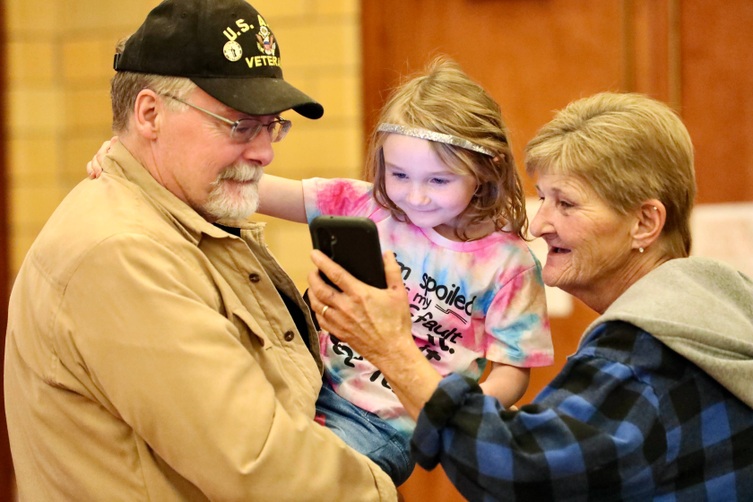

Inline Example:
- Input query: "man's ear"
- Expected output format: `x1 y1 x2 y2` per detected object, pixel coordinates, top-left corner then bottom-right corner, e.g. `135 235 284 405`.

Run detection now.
132 89 161 140
632 199 665 251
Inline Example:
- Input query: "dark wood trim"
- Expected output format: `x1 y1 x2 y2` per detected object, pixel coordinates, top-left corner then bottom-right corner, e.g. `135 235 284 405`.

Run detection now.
621 0 636 91
667 0 682 109
360 0 388 163
0 0 14 497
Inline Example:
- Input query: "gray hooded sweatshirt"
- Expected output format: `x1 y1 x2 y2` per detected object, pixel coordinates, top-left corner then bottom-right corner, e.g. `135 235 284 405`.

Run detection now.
584 256 753 408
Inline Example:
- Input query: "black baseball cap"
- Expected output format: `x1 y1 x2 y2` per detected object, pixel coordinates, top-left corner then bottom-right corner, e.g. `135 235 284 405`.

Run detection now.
113 0 324 119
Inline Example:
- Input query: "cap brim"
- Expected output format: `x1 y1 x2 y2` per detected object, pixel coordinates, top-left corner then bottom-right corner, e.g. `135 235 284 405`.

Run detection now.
191 77 324 119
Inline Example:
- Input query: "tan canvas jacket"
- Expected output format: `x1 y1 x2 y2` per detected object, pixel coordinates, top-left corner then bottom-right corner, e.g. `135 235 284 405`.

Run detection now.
4 142 396 501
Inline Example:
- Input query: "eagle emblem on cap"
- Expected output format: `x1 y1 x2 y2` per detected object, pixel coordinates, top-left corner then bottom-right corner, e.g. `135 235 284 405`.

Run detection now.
256 25 276 56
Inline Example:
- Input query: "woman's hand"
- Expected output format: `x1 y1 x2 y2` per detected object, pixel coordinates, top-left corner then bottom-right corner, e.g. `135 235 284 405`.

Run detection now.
307 250 413 363
86 137 118 178
307 249 443 419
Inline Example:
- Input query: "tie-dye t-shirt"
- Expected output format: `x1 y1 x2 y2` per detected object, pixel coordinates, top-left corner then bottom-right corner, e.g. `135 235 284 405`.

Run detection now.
303 178 553 434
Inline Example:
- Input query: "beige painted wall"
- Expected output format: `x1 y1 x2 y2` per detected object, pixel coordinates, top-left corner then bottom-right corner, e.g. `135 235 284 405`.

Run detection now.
5 0 363 291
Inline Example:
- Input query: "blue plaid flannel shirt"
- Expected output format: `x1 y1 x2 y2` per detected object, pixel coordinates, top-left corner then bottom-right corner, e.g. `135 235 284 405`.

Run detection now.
412 321 753 501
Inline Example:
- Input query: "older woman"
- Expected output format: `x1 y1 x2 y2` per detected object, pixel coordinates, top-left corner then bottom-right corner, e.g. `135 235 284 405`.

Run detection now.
307 92 753 500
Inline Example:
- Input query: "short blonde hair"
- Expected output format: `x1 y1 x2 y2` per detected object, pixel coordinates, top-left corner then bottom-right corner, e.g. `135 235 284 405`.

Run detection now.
366 56 527 241
525 92 696 258
110 37 196 133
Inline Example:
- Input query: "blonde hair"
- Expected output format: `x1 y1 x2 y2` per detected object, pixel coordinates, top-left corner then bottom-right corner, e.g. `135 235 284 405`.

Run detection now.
366 56 527 241
110 36 196 133
524 92 696 258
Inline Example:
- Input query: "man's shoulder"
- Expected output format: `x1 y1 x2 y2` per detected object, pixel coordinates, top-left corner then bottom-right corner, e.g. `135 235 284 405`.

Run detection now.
23 176 192 282
48 176 173 240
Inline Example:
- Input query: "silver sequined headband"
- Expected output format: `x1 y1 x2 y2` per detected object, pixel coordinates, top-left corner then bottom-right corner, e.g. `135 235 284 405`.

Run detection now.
377 123 494 157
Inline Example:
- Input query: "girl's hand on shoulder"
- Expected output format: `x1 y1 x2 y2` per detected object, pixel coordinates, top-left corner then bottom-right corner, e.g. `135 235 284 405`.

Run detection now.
86 137 118 179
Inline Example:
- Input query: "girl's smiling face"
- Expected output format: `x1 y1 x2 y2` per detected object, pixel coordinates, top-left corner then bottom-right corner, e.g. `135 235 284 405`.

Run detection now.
382 134 477 239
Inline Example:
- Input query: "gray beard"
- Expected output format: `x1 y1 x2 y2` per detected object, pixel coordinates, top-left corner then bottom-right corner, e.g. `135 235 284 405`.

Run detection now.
202 164 262 220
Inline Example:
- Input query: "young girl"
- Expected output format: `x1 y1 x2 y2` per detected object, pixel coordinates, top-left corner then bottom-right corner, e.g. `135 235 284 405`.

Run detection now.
87 56 553 485
258 56 553 484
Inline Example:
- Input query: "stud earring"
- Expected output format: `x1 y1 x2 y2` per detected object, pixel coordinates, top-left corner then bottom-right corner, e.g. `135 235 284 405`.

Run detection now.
638 247 645 253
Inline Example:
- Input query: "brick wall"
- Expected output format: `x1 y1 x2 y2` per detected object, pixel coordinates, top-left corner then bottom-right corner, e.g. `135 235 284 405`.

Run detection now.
5 0 363 290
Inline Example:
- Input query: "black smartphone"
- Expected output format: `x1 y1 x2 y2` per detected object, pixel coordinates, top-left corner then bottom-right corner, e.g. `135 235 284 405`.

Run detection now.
309 216 387 289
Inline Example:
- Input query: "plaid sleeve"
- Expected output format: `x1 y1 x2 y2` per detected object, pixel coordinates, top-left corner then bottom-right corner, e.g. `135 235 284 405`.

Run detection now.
412 332 665 501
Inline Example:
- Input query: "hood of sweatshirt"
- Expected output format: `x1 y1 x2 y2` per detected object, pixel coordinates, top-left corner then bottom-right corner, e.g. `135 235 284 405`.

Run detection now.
584 257 753 408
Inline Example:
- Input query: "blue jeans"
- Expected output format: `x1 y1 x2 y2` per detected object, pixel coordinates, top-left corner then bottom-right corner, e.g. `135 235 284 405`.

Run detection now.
315 379 415 485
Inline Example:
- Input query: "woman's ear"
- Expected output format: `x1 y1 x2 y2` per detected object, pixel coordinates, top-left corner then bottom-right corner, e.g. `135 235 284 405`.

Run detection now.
632 199 665 251
131 89 161 140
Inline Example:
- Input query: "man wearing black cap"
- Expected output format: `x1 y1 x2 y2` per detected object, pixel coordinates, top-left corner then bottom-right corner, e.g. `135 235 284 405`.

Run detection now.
4 1 396 500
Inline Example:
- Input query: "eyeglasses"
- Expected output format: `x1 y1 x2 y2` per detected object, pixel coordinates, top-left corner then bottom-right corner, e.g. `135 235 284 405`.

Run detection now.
163 94 292 143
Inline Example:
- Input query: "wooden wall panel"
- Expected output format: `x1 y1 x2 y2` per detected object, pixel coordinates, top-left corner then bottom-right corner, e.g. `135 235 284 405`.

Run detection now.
681 1 753 204
362 1 753 500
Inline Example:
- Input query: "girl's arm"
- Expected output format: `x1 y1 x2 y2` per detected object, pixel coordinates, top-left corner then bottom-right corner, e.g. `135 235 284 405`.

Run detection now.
257 175 307 223
480 363 530 408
